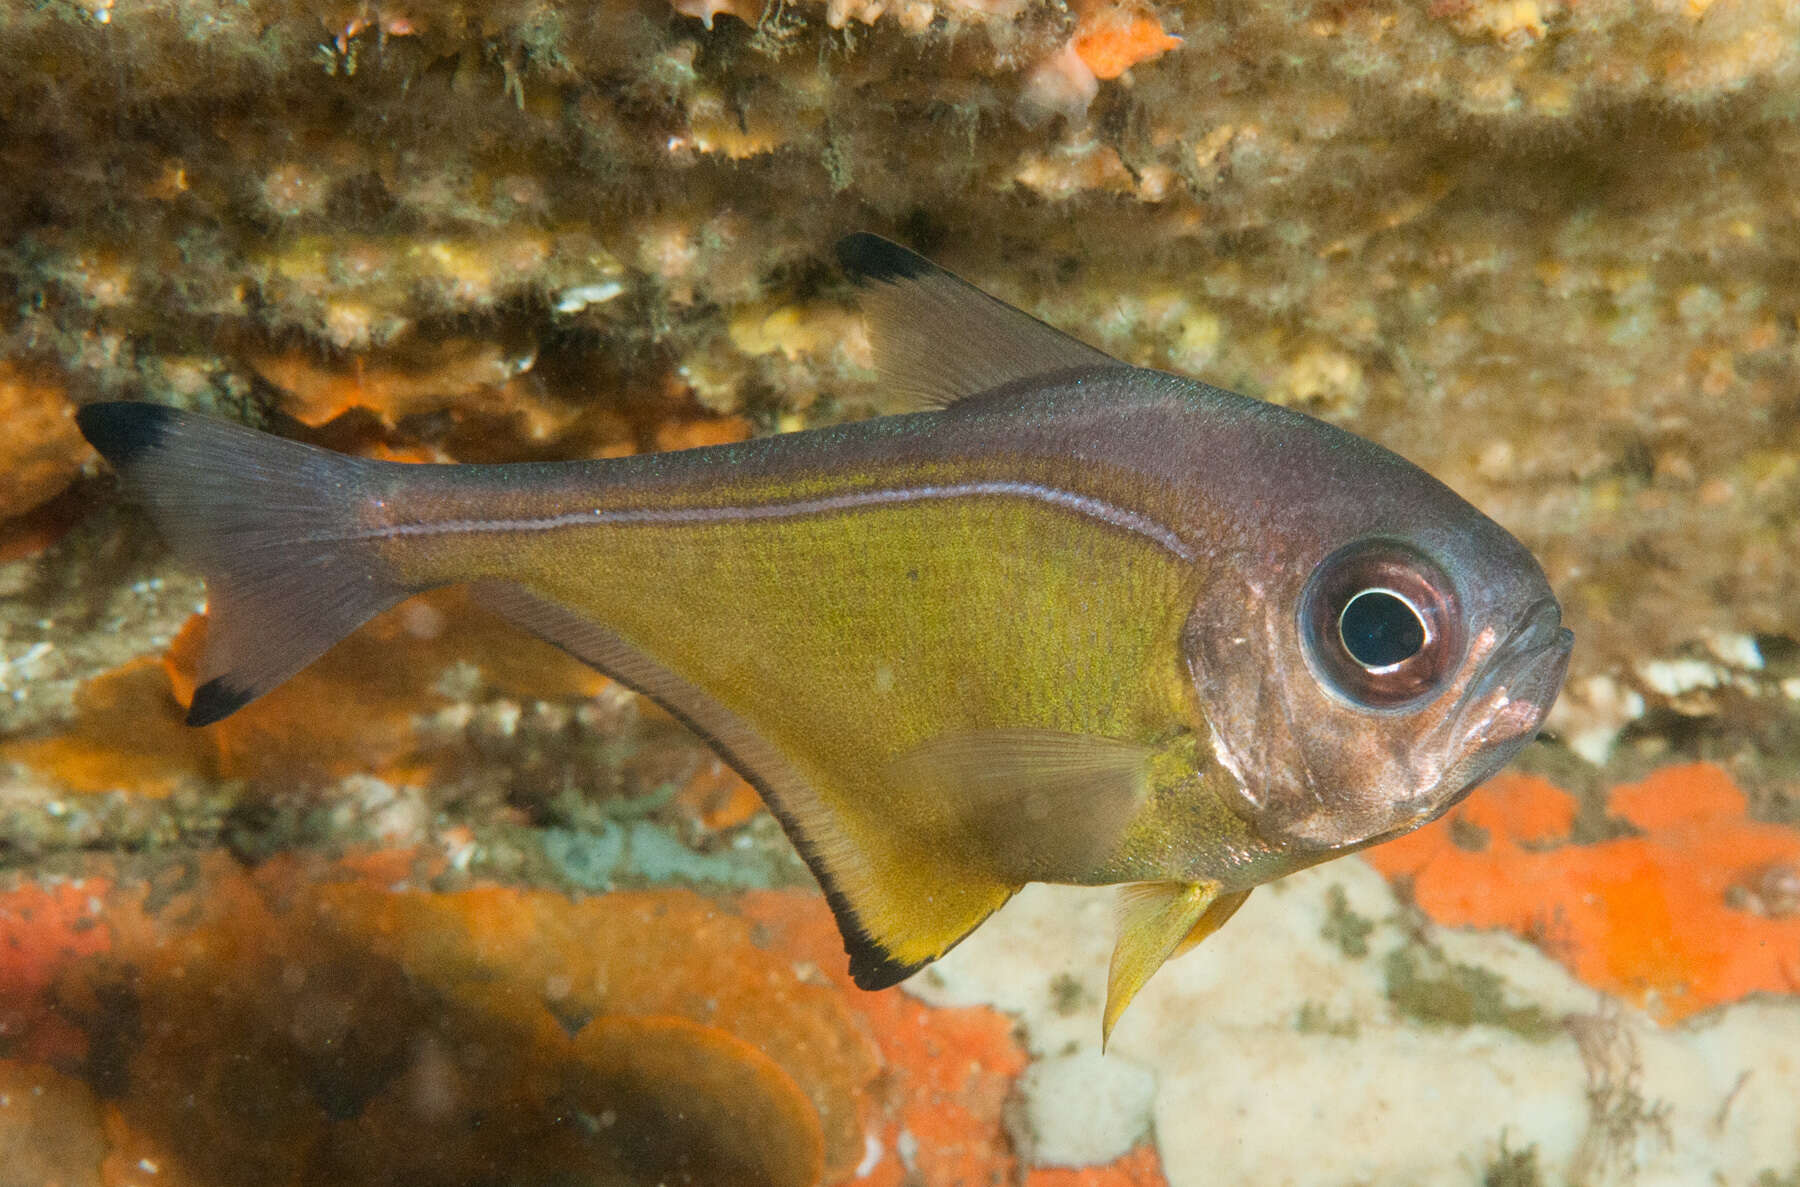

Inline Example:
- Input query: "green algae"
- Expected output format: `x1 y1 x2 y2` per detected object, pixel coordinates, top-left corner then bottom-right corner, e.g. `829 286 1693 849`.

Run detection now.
1449 814 1491 852
621 819 779 889
1319 883 1374 959
1483 1135 1543 1187
1294 1000 1359 1039
538 807 795 894
541 822 626 891
1048 972 1090 1018
1383 944 1562 1041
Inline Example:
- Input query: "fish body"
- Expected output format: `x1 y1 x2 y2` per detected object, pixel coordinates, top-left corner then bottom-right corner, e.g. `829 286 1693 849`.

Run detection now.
77 235 1572 1039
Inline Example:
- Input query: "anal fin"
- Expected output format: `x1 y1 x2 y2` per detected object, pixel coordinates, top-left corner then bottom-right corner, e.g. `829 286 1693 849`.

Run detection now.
470 579 1013 990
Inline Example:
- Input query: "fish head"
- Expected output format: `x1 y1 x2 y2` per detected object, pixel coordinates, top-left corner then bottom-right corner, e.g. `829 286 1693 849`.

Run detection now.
1182 411 1573 854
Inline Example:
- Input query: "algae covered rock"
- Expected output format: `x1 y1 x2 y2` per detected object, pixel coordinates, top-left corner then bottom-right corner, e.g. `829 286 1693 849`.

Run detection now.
0 0 1794 694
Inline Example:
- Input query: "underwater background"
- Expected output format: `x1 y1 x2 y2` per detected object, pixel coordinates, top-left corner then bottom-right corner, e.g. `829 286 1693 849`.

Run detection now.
0 0 1798 1182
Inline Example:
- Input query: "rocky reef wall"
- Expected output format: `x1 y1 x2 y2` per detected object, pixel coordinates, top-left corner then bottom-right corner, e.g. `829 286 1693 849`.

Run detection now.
4 0 1799 769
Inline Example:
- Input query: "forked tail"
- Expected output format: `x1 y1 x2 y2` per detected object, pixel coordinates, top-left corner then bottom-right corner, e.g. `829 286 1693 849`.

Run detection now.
77 402 412 725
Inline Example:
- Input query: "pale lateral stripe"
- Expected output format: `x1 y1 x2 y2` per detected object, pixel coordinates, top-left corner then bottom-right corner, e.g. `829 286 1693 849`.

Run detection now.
362 480 1195 561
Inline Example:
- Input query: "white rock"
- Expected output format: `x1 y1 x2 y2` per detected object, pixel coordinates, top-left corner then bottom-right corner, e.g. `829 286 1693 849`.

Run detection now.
1012 1049 1156 1167
908 859 1800 1186
554 281 625 313
1637 657 1722 697
1703 631 1764 671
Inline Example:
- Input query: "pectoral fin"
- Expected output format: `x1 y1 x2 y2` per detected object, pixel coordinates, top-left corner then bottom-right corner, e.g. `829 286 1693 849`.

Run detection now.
887 729 1151 882
1104 882 1252 1046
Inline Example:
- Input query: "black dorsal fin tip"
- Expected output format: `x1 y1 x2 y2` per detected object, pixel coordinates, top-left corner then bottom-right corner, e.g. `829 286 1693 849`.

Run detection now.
77 401 178 469
186 678 254 727
833 232 1122 409
835 232 932 286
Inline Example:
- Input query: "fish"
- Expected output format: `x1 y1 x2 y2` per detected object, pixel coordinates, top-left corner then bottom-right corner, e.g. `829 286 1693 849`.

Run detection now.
76 233 1573 1042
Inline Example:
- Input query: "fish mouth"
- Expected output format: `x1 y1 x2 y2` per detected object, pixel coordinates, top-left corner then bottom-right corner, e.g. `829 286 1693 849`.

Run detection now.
1439 597 1574 803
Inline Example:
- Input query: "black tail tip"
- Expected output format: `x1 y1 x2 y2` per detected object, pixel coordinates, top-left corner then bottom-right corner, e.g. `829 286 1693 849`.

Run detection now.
76 401 177 468
186 678 253 727
836 232 931 286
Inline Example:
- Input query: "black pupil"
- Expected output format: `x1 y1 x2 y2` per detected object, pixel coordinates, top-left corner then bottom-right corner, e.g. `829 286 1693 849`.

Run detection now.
1339 589 1425 668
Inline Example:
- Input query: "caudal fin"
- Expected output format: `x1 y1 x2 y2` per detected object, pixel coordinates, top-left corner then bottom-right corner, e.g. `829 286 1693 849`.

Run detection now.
77 402 411 725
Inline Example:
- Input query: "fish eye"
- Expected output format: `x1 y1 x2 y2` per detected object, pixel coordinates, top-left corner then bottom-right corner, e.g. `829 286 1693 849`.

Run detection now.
1300 540 1462 710
1338 589 1426 670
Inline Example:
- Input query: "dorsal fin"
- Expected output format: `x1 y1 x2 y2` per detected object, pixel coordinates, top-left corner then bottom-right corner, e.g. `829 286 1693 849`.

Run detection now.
836 233 1125 408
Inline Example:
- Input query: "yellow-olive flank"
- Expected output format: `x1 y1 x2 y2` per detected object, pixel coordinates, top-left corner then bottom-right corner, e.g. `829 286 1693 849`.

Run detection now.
78 234 1572 1041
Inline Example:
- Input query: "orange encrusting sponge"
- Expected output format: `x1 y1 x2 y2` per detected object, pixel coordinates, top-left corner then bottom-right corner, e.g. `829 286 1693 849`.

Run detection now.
1365 765 1800 1024
1071 5 1182 80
